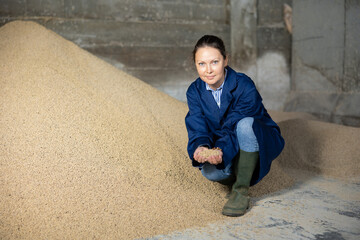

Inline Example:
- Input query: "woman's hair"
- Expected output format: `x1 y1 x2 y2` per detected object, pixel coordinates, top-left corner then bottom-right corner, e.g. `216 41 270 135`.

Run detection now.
192 35 227 62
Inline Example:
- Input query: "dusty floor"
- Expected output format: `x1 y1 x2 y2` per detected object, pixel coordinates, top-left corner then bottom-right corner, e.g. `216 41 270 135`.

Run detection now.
143 169 360 240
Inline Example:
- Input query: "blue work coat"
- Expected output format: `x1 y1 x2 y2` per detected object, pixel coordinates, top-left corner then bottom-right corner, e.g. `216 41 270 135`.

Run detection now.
185 66 285 186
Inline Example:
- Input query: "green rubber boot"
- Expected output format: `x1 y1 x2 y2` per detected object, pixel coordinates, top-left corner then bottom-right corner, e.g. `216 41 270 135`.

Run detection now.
222 150 259 217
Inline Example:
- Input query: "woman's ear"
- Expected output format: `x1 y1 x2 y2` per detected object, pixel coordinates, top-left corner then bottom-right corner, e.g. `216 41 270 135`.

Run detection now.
225 55 229 66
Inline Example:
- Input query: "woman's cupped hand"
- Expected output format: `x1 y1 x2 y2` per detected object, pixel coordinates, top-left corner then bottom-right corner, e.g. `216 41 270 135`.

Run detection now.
193 146 223 165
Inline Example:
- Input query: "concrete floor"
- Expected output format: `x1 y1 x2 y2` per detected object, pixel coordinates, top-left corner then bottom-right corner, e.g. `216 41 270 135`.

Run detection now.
141 169 360 240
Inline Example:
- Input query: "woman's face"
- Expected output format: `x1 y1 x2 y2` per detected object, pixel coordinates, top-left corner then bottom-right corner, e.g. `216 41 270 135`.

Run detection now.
194 46 228 90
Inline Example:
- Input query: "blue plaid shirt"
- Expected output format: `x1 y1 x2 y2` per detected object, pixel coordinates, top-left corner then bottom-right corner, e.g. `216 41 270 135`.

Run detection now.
205 69 227 108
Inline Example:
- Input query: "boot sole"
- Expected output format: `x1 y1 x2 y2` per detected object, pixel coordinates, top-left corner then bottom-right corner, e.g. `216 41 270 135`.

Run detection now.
222 211 245 217
222 208 247 217
222 205 249 217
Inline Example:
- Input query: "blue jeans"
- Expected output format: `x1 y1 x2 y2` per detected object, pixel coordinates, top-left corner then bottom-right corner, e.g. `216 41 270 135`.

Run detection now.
201 117 259 182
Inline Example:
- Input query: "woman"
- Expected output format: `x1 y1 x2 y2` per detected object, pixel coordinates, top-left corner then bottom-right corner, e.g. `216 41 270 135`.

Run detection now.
185 35 285 217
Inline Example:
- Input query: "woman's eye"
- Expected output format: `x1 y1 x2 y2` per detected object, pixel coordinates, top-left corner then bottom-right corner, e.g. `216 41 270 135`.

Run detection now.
213 60 218 64
198 63 204 66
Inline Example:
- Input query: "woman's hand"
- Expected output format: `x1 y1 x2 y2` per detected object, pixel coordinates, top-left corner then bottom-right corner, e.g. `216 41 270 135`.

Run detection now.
194 146 223 165
206 150 223 165
193 146 208 163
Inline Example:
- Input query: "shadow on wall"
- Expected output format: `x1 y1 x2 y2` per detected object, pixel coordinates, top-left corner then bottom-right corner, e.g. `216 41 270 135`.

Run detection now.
242 51 291 111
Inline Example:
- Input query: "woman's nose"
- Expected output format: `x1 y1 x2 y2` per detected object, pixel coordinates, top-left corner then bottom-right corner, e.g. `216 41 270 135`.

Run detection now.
206 64 213 73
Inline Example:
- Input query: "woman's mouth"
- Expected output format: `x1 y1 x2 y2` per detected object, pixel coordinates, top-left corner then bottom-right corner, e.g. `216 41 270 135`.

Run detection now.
206 75 215 80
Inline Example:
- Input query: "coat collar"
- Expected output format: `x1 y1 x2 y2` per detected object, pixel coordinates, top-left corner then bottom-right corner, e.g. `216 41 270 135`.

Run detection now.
197 66 237 118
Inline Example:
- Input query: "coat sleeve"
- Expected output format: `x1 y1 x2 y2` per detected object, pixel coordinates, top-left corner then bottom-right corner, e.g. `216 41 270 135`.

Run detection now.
214 77 264 167
185 84 213 166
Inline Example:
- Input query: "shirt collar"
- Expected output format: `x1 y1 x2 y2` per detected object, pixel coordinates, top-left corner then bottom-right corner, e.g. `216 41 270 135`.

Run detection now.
205 68 227 91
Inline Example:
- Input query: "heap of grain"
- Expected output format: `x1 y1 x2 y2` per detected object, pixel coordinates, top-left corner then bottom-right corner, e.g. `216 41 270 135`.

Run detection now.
276 119 360 179
0 21 358 239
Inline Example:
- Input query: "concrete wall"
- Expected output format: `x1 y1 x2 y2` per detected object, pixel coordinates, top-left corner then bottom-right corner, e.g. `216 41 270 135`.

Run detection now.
1 0 359 126
0 0 291 110
231 0 360 126
231 0 292 111
285 0 360 126
0 0 292 109
0 0 230 101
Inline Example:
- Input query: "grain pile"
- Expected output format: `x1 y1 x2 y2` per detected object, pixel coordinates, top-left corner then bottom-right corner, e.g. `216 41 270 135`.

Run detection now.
276 119 360 180
0 21 358 239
